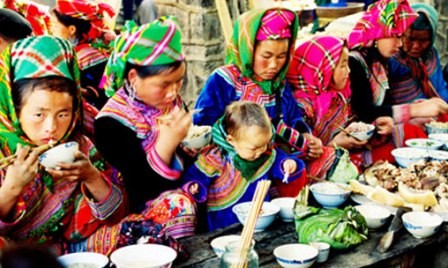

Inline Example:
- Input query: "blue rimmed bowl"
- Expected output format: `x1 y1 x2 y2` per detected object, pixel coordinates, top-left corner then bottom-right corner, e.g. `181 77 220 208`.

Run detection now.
402 211 443 239
273 244 318 268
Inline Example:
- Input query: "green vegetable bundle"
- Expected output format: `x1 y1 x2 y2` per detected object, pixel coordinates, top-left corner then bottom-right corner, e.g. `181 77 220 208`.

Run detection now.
293 186 368 249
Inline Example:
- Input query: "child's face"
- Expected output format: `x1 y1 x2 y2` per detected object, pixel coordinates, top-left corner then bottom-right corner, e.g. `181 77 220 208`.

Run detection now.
330 46 350 90
227 125 272 161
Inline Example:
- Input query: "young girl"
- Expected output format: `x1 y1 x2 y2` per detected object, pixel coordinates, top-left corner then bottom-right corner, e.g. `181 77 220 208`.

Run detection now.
288 35 426 169
182 101 306 231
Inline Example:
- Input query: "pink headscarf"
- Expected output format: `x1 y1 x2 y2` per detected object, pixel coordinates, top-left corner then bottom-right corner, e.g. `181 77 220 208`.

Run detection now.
255 9 295 41
348 0 418 49
287 36 351 144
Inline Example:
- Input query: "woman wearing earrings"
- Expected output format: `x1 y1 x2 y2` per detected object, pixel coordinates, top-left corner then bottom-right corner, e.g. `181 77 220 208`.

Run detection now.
349 0 448 127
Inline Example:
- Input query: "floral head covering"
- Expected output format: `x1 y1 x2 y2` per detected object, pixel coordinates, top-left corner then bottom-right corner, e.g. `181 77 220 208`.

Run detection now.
226 8 298 94
1 0 52 36
103 17 185 97
348 0 418 49
0 36 81 154
54 0 115 42
287 36 351 144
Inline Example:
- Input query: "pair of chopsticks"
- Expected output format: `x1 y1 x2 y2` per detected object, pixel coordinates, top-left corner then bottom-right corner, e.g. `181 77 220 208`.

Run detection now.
0 143 55 169
157 108 203 122
233 180 271 268
335 124 372 151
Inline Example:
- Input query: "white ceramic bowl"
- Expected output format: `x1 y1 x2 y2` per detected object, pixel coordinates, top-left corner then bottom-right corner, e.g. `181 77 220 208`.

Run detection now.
427 150 448 161
271 197 295 222
232 202 280 232
349 123 375 141
428 133 448 150
426 122 448 134
39 142 79 169
309 182 351 209
110 244 177 268
405 138 443 150
391 147 427 168
57 252 109 268
402 211 443 239
273 243 318 268
181 125 212 150
210 235 255 257
354 204 391 229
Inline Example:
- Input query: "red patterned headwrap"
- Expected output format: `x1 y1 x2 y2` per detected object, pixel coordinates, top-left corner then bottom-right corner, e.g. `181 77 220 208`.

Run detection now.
255 9 295 41
54 0 115 41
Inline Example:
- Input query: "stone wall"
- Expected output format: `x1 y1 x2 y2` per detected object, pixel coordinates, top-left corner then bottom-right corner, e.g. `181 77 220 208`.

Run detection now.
155 0 227 108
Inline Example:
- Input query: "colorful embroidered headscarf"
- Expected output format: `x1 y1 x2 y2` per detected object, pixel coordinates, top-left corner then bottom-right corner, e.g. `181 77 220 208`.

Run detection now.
54 0 115 42
348 0 418 49
103 17 185 97
1 0 52 36
287 36 351 144
226 8 298 94
0 36 81 154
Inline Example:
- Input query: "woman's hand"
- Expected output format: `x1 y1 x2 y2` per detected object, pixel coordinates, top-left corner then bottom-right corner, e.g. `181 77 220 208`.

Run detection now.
282 159 297 174
302 133 323 159
410 98 448 118
3 144 39 191
329 131 367 150
188 183 199 196
375 116 394 136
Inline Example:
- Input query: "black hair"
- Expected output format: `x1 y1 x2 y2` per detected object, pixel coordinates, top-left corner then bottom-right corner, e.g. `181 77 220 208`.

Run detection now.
0 8 32 41
12 76 79 117
411 11 432 32
124 61 184 80
53 10 91 41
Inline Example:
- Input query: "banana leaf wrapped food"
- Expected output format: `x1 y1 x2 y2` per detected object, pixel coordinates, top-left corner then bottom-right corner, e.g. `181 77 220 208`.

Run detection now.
294 186 368 249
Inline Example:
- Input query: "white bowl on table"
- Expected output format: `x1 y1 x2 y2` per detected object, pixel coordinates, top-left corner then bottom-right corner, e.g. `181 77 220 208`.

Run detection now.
427 150 448 161
405 138 443 150
271 197 295 222
391 147 427 168
57 252 109 268
273 243 318 268
181 125 212 150
309 182 351 209
428 133 448 150
232 201 280 232
110 244 177 268
354 204 391 229
39 142 79 169
402 211 443 239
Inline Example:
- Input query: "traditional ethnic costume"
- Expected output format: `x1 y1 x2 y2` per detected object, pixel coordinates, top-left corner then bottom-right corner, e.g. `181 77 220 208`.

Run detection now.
182 117 305 231
0 36 126 254
193 9 310 194
388 3 448 104
95 18 204 240
348 0 419 124
54 0 115 109
346 0 426 166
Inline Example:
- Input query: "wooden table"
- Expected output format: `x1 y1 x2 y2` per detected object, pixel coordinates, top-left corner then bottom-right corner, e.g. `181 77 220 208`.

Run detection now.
176 218 448 267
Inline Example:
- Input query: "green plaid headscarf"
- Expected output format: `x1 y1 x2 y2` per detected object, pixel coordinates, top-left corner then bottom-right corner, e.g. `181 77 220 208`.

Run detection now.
225 8 299 94
103 17 185 97
0 36 81 155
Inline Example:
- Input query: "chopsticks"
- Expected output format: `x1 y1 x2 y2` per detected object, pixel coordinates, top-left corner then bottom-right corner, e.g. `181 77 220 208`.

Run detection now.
157 108 203 122
335 124 372 151
0 143 55 169
233 180 271 268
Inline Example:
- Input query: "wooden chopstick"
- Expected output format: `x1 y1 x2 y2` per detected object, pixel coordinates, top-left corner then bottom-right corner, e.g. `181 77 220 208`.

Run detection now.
336 125 363 142
233 180 271 268
0 143 55 169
